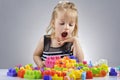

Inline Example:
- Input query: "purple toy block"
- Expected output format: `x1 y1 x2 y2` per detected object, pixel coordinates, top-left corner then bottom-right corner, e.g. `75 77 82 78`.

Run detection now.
7 68 17 77
43 75 52 80
69 55 79 62
109 68 117 76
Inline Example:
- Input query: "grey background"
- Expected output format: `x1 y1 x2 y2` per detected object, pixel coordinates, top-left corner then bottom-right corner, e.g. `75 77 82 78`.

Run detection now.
0 0 119 68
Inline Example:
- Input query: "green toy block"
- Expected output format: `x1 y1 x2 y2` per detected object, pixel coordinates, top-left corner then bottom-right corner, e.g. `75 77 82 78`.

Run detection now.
24 70 42 79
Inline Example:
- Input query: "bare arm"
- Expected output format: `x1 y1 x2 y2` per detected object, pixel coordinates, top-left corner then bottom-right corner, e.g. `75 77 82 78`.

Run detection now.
33 36 45 67
72 37 84 62
59 37 84 62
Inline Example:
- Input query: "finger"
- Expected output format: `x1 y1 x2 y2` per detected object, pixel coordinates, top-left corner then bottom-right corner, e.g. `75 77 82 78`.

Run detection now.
71 45 74 51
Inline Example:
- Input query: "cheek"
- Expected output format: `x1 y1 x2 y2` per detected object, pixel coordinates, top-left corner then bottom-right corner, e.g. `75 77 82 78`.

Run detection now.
54 24 63 33
56 23 63 30
70 27 75 33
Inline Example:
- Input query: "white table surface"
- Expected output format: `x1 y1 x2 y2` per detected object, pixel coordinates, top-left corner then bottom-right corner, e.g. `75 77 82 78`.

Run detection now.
0 69 120 80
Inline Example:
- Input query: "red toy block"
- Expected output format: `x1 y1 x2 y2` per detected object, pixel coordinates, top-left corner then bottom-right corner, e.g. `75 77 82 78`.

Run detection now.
17 69 25 78
86 70 93 79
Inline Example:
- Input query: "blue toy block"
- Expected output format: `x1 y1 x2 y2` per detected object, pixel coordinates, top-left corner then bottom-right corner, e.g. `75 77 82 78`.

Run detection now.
82 72 86 80
43 75 52 80
109 68 117 76
88 61 93 67
69 55 79 62
116 66 120 71
7 68 17 77
77 66 83 70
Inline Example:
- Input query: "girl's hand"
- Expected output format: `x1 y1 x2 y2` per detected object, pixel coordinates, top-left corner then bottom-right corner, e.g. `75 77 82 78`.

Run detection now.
38 61 45 68
58 37 84 62
58 37 78 51
58 37 77 45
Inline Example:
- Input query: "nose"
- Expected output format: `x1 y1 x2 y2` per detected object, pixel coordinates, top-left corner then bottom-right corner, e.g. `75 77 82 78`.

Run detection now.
64 24 69 30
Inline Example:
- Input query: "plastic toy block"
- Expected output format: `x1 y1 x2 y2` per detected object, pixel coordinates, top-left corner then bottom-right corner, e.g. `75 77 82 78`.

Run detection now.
15 64 22 68
69 55 79 62
82 72 86 80
43 75 52 80
43 70 51 76
14 67 19 72
116 66 120 77
25 64 32 70
91 67 100 75
17 69 25 78
109 68 117 76
7 68 17 77
69 55 76 59
100 64 109 72
74 63 79 67
86 70 93 79
61 71 66 77
100 70 107 77
78 62 84 67
69 73 76 80
64 76 70 80
24 70 42 79
34 67 40 70
83 61 87 65
73 70 82 79
20 67 25 70
117 66 120 71
88 61 93 67
45 56 60 68
52 74 63 80
77 66 83 70
82 67 89 71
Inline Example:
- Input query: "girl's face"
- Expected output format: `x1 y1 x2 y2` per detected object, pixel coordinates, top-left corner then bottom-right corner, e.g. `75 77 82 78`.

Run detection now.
54 11 76 41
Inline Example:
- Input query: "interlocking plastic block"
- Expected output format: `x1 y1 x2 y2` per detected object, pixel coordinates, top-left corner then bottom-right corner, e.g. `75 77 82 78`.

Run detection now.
25 64 32 70
52 74 63 80
14 67 19 72
7 68 17 77
69 73 76 80
24 70 42 79
100 70 107 77
64 76 70 80
116 66 120 72
43 75 52 80
45 56 60 68
82 72 86 80
86 70 93 79
77 66 83 70
91 67 100 75
17 69 25 78
43 70 51 76
15 64 22 69
34 67 40 70
83 61 87 65
109 68 117 76
88 61 93 67
69 55 79 62
73 70 82 79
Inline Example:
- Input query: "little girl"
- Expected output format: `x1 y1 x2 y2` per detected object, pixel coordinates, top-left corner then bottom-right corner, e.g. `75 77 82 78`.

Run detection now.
33 1 84 67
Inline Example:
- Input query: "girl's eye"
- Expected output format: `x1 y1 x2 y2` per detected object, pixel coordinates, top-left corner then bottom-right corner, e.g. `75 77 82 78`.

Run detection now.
60 23 65 25
69 24 73 26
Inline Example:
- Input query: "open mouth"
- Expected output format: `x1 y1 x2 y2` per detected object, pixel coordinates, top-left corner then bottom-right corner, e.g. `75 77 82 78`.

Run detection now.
61 32 68 37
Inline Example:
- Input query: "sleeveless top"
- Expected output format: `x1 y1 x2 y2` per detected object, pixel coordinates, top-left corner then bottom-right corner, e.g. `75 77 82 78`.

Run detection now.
40 35 73 61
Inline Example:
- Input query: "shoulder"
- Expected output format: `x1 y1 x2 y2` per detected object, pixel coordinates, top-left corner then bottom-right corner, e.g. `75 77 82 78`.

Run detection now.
39 35 51 42
37 36 44 46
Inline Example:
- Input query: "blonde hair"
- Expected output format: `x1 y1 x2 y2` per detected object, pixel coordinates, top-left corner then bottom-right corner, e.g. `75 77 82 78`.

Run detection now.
46 0 78 37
